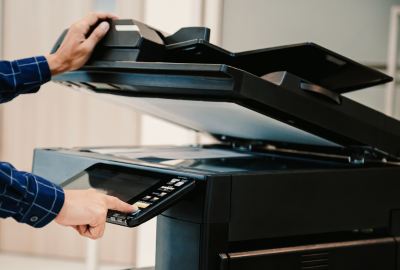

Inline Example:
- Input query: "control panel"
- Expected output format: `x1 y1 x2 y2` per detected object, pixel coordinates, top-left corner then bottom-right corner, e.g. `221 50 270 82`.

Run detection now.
107 176 195 227
60 163 196 228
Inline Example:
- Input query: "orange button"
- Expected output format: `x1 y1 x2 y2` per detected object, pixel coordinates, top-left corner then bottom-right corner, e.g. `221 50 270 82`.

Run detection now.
133 201 150 208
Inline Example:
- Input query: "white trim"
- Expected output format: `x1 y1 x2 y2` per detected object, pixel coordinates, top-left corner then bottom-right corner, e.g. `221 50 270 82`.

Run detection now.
192 0 205 26
204 0 224 46
86 239 100 270
385 6 400 117
115 25 139 31
116 0 145 22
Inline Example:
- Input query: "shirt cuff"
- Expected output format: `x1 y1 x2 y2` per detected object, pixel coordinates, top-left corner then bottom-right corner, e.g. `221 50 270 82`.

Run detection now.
18 56 51 94
17 175 65 228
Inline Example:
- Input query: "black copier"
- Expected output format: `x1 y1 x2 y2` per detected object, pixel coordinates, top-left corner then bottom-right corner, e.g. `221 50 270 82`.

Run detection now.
33 19 400 270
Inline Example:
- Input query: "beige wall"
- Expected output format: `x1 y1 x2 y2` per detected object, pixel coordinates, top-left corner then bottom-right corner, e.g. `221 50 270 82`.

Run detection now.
0 0 141 266
0 0 222 267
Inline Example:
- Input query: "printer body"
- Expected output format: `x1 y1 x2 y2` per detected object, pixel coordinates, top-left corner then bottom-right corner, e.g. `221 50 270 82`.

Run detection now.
33 19 400 269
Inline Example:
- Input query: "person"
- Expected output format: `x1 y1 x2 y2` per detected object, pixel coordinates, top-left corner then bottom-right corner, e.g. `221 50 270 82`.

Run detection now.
0 12 138 240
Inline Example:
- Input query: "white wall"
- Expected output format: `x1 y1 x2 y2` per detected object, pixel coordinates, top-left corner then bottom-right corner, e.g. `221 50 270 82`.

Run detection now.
221 0 400 117
144 0 203 34
95 0 117 14
222 0 400 65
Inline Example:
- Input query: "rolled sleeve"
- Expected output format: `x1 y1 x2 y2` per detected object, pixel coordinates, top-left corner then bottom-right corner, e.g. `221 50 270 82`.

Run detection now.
0 162 65 228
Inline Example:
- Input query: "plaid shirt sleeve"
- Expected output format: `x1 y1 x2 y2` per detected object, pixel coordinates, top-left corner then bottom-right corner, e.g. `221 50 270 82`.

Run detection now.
0 56 51 104
0 162 65 228
0 57 64 227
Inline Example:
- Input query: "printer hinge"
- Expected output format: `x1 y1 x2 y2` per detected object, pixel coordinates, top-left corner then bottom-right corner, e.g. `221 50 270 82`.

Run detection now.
348 153 365 164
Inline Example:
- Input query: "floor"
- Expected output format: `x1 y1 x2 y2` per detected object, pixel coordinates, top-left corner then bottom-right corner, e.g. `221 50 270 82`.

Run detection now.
0 252 135 270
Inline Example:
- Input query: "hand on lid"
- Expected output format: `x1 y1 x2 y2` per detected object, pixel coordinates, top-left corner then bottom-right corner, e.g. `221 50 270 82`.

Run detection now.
45 12 119 77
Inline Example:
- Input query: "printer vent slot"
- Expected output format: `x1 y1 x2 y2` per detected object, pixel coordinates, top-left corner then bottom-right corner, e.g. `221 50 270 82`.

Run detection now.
301 252 329 269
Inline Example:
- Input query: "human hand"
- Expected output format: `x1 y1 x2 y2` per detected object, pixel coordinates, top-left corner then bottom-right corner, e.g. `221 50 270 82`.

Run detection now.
54 189 138 239
45 12 119 77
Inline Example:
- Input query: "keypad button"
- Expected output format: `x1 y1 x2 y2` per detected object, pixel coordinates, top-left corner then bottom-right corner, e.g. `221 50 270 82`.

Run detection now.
143 196 152 201
152 192 167 197
113 212 127 219
150 197 159 202
174 181 185 187
158 186 175 192
133 201 151 208
110 217 116 221
167 179 179 185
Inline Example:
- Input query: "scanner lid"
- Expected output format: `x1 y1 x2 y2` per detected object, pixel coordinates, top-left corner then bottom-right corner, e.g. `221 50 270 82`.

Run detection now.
51 22 400 161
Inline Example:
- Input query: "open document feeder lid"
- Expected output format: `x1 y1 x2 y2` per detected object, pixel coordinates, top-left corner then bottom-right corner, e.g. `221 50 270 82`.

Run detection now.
51 19 391 94
51 21 400 160
163 41 392 94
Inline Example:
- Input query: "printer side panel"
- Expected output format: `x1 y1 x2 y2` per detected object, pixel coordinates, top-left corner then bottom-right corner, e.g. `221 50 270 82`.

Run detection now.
157 174 231 270
229 167 400 241
156 215 202 270
161 174 231 224
156 216 229 270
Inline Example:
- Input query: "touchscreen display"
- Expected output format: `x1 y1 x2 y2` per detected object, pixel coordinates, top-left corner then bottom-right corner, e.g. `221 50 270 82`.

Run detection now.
62 168 161 202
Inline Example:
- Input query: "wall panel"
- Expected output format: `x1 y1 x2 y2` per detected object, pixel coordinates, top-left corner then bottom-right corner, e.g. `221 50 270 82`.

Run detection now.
0 0 140 265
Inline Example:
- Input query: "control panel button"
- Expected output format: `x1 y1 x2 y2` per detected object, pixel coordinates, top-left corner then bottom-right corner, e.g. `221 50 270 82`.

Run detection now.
112 212 127 219
142 196 152 201
134 201 151 208
152 192 167 197
174 181 185 187
150 197 159 203
158 186 175 192
110 217 116 221
117 218 124 223
167 179 179 185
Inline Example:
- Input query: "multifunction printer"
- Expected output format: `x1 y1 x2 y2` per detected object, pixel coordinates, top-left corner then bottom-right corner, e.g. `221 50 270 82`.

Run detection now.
33 19 400 270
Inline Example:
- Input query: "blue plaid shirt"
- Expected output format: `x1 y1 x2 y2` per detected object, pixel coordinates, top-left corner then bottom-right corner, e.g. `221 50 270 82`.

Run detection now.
0 56 65 228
